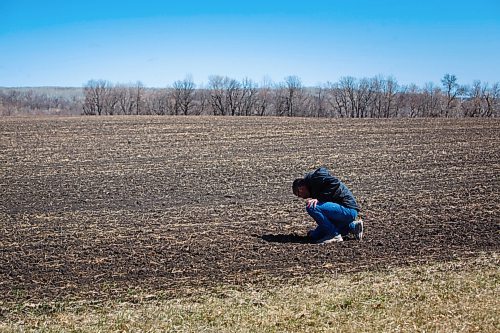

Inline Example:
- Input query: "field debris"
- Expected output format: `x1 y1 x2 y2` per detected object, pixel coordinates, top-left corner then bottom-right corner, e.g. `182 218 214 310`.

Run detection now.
1 116 498 306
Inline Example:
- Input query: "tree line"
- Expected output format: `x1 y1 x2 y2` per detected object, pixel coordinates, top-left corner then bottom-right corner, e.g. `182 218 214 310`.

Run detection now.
1 74 498 117
0 87 82 116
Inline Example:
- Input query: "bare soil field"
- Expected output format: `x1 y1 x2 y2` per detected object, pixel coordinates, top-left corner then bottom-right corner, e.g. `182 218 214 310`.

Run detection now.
0 116 499 310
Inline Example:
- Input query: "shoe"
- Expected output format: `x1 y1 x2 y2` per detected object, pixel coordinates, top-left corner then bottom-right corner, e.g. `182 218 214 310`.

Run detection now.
352 219 364 241
316 234 343 244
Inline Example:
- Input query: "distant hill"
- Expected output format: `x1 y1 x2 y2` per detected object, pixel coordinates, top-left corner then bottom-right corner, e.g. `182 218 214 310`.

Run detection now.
0 87 84 116
0 86 84 100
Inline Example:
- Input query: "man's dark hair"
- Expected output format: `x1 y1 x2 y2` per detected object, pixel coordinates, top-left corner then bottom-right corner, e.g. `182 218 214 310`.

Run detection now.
292 178 305 193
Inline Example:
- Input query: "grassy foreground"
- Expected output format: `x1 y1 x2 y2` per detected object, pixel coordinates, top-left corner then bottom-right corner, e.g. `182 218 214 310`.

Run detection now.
1 254 498 333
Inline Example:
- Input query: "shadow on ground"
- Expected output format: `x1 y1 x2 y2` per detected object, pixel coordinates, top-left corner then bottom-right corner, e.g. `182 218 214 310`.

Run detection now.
258 233 311 244
258 233 359 244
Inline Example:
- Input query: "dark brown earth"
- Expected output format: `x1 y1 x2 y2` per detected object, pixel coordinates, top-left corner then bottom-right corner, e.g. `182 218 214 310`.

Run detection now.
0 116 499 307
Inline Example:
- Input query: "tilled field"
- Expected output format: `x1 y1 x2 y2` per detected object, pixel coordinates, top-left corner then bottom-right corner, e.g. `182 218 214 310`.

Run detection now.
0 116 499 307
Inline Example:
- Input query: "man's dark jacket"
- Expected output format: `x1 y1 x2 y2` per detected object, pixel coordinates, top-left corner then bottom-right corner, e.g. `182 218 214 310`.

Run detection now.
303 167 359 211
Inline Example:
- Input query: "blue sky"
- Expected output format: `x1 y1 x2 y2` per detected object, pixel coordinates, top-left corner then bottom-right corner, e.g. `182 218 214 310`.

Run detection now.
1 0 499 87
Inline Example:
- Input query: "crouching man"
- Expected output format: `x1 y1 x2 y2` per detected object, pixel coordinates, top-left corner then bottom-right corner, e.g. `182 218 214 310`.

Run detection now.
292 167 363 244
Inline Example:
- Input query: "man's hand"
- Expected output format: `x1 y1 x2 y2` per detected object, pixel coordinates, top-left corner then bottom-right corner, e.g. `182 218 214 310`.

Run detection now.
306 198 318 209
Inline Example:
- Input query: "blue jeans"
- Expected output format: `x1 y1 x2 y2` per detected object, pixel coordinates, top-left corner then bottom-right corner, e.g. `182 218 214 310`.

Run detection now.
306 202 358 240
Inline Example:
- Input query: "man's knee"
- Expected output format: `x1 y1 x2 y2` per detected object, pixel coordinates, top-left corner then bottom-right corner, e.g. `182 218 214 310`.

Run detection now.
306 203 320 214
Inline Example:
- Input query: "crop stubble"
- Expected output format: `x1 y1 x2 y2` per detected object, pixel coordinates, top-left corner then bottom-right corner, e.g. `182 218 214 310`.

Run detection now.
0 116 499 305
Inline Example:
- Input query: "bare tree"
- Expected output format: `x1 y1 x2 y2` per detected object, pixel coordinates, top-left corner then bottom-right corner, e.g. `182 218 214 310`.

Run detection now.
226 78 242 116
336 76 378 118
484 82 500 117
240 77 258 116
312 85 329 117
172 76 196 115
1 90 21 116
208 75 227 115
193 87 210 115
115 84 136 115
462 81 483 117
371 76 399 118
132 82 144 115
105 89 119 115
207 75 245 116
272 82 288 116
284 75 303 116
401 84 423 117
83 80 113 115
441 74 464 117
144 89 171 115
421 82 441 117
255 78 273 116
326 81 348 117
357 78 375 118
461 80 499 117
337 76 357 117
383 76 399 118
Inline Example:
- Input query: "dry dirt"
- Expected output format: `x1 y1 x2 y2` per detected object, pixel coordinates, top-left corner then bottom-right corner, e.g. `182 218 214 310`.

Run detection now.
0 116 498 307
